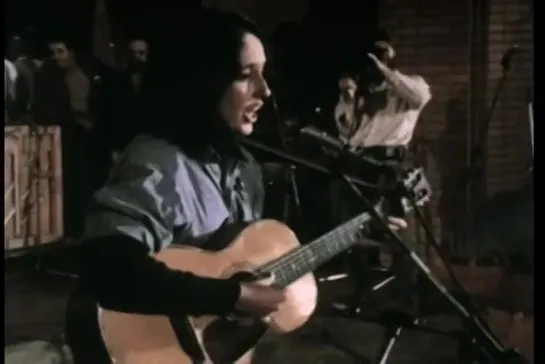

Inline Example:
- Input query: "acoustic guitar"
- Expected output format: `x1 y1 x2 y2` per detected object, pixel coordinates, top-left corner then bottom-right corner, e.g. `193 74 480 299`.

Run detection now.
96 168 431 364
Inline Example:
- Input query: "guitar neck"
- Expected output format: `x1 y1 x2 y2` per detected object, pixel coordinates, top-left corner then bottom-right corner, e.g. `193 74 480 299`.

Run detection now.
258 210 376 287
255 166 430 288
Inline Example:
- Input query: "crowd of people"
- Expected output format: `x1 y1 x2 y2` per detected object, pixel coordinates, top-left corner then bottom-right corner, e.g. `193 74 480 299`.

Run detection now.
4 13 406 238
5 30 151 237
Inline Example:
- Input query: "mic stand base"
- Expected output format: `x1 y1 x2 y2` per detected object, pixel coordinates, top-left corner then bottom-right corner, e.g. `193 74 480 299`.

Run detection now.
325 307 526 364
376 323 403 364
374 316 450 364
318 306 461 364
334 173 528 364
457 332 528 364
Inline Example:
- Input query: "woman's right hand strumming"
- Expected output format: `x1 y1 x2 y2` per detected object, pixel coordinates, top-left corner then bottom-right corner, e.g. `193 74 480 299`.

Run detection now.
236 279 286 318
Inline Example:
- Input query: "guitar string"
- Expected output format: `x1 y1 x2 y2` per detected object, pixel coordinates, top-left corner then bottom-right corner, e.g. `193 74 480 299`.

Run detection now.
261 212 364 273
255 212 370 283
255 189 426 285
274 219 361 280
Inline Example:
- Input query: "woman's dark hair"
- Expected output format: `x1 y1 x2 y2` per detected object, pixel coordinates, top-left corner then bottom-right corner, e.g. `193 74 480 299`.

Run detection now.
137 10 263 153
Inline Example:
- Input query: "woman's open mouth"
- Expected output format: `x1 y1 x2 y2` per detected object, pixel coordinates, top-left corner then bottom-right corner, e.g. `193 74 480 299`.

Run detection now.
243 112 258 123
243 103 263 123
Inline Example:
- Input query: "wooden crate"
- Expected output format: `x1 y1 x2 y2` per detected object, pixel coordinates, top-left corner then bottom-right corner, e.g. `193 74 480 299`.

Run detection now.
4 125 64 252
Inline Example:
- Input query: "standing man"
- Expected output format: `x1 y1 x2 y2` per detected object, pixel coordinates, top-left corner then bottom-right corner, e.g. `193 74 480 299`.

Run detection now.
7 32 38 119
332 30 432 220
5 57 19 123
34 37 96 237
332 30 432 313
334 32 431 150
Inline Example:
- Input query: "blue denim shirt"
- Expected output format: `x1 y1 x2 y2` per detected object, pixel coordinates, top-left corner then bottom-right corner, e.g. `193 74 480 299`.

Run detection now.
83 134 264 252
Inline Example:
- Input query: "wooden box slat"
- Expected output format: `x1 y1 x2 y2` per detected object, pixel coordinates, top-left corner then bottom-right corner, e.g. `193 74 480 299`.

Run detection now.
4 138 20 244
4 125 64 253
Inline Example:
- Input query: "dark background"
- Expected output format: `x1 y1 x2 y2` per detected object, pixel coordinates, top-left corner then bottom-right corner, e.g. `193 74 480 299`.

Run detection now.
5 0 378 57
5 0 533 246
6 0 378 118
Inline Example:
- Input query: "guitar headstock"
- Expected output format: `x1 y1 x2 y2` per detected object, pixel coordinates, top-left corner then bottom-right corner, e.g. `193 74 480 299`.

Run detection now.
400 167 432 211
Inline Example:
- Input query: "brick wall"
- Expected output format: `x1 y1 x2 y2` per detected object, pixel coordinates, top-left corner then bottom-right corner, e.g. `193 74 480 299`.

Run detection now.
484 0 533 196
378 0 533 238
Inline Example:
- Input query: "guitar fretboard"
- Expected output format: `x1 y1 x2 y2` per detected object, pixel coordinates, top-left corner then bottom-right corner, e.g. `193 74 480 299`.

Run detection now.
253 166 430 288
256 211 374 287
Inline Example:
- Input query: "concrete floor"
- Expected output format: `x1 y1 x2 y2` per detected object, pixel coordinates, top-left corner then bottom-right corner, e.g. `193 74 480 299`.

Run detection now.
5 251 534 364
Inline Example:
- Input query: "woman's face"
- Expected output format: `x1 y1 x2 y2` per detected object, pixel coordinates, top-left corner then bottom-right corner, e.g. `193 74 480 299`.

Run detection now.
218 32 271 136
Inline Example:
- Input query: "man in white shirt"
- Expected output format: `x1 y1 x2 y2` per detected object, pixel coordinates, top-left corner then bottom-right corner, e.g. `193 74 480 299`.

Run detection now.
4 58 18 123
331 37 432 216
331 34 432 315
334 39 431 150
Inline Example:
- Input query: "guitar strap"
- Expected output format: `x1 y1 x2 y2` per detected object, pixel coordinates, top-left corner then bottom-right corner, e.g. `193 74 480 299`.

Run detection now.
169 316 207 363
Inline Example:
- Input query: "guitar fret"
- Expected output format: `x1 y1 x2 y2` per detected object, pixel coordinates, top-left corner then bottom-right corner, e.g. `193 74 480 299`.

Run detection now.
260 168 430 288
268 212 370 287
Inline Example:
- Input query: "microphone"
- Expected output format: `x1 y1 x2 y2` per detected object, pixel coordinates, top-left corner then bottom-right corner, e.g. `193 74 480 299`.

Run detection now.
500 45 519 71
299 126 426 216
301 126 376 173
299 125 345 151
299 126 395 169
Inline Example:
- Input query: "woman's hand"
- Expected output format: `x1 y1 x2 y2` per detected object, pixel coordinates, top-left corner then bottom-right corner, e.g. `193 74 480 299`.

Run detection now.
236 274 286 322
387 216 408 231
372 41 396 62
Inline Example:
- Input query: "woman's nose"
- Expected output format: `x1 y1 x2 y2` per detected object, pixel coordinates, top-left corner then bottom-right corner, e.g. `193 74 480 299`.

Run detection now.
262 83 272 100
257 76 272 100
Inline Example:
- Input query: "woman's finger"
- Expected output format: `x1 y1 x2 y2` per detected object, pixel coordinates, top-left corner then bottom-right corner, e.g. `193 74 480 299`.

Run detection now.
387 216 408 229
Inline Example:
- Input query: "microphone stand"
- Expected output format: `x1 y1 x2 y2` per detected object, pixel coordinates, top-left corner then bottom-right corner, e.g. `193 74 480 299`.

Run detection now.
338 174 527 364
272 95 303 225
526 90 534 176
470 46 517 182
527 91 534 158
240 137 381 190
239 137 528 364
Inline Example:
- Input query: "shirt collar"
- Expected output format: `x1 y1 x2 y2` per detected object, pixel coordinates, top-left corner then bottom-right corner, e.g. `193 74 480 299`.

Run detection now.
202 143 251 164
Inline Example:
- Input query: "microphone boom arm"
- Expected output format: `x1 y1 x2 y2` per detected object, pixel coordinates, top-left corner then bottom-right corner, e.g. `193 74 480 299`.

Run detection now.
239 137 379 189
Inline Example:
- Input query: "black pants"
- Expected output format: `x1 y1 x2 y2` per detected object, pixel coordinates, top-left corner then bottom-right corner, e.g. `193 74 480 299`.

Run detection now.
62 125 95 238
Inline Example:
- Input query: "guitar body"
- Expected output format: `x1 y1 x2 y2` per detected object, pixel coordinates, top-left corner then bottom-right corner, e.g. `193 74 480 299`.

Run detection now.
98 220 318 364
